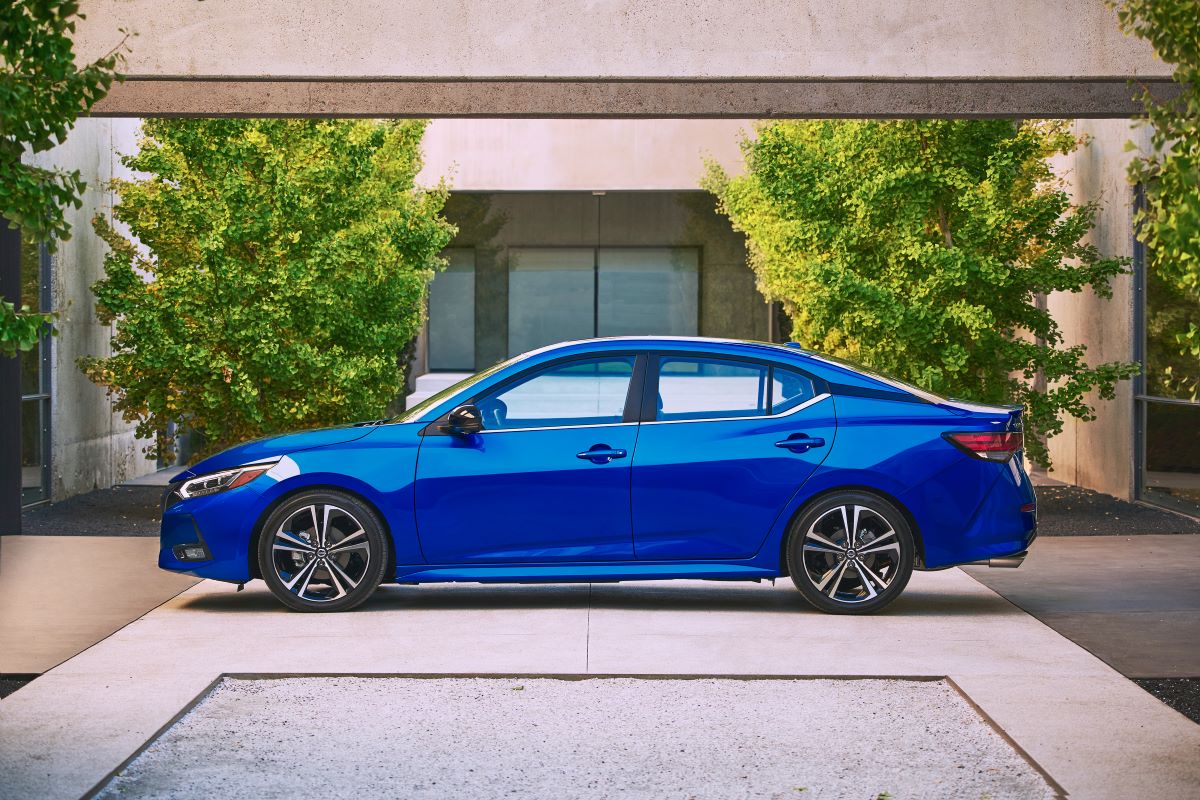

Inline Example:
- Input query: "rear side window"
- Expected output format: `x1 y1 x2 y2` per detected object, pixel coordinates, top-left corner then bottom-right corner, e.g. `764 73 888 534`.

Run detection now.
656 357 769 421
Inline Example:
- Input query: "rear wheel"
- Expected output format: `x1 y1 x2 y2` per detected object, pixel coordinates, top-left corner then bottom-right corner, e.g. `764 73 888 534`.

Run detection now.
786 491 914 614
257 490 388 612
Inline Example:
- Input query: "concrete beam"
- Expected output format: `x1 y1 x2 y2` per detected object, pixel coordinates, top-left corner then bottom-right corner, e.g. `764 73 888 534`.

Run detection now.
89 77 1179 119
76 1 1171 118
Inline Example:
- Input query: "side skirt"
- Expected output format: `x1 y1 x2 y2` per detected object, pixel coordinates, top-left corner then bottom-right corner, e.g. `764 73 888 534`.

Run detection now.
394 562 779 584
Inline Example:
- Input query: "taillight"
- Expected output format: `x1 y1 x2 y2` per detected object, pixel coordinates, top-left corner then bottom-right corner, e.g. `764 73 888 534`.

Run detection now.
943 431 1024 462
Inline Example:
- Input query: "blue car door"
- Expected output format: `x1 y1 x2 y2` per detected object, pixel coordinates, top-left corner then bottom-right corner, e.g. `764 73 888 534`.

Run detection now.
414 354 642 564
631 354 837 560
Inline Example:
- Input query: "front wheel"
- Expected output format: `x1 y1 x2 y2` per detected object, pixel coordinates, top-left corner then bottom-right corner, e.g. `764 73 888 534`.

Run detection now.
257 490 389 612
786 491 915 615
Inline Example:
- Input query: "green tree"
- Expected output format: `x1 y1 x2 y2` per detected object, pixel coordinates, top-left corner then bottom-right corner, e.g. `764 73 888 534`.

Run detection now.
1112 0 1200 400
80 119 455 462
1 0 126 355
706 120 1138 467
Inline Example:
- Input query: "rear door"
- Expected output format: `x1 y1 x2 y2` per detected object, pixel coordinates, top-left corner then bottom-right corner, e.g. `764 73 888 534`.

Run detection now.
631 354 836 560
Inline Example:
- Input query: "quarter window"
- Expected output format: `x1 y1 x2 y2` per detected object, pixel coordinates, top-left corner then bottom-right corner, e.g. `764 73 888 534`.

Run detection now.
475 356 635 430
771 367 817 414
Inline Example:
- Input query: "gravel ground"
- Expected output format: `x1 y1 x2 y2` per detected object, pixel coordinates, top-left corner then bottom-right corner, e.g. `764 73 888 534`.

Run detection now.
1134 678 1200 726
0 676 34 699
20 486 163 536
96 677 1057 800
1035 485 1200 536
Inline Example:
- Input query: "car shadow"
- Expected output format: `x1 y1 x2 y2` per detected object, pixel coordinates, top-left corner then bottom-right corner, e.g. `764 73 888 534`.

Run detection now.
179 580 1012 618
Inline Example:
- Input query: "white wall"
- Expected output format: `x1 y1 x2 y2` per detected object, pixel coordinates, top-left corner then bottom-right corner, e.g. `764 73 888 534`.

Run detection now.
418 119 751 191
76 1 1163 79
22 119 156 498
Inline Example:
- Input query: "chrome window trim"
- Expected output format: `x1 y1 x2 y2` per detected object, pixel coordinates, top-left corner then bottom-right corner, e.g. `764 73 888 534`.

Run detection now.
643 392 832 426
475 421 637 435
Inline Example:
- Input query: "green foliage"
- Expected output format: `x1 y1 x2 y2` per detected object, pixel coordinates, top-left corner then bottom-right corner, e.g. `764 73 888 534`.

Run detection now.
80 119 455 462
1 1 126 352
1112 0 1200 401
706 120 1139 467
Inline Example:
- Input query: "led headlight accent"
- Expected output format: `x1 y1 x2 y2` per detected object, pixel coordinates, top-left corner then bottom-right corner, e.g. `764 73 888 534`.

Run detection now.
177 457 281 499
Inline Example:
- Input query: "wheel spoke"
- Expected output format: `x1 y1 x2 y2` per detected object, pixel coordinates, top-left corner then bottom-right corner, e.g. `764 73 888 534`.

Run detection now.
283 557 318 592
859 541 901 557
858 559 890 591
308 505 321 543
327 556 362 590
806 529 845 552
851 505 865 546
803 541 843 555
325 561 348 599
851 561 879 600
275 530 315 552
860 528 896 549
817 560 849 596
838 505 852 547
328 529 366 553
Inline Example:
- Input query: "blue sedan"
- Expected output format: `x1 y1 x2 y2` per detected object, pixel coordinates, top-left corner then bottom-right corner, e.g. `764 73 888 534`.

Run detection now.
159 337 1036 614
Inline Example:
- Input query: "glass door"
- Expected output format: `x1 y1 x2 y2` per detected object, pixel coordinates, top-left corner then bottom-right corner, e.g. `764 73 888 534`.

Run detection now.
1134 217 1200 516
19 236 51 506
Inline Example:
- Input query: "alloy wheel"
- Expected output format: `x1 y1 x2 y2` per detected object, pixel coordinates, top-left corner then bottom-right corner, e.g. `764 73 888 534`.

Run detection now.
800 504 902 605
270 504 372 603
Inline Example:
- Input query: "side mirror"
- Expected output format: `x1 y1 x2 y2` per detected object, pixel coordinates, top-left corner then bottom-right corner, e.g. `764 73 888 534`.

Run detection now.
441 404 484 435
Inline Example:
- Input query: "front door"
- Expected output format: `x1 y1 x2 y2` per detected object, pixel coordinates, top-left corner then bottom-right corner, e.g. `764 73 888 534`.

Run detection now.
632 355 836 560
415 354 641 563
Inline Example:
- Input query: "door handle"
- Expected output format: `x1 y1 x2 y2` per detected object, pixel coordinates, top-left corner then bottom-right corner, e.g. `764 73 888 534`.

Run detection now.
576 445 628 464
775 435 825 453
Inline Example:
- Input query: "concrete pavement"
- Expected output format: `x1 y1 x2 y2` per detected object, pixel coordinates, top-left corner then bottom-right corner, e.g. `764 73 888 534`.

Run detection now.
0 537 199 674
2 569 1198 800
965 535 1200 677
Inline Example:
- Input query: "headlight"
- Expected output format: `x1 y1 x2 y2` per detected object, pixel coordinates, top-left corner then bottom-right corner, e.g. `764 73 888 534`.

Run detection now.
177 457 281 499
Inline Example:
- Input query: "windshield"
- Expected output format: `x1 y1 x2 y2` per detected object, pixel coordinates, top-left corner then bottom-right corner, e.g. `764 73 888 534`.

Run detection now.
392 355 524 422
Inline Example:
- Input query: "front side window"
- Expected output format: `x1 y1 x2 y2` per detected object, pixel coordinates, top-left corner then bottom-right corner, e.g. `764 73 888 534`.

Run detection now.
656 357 769 421
476 356 636 430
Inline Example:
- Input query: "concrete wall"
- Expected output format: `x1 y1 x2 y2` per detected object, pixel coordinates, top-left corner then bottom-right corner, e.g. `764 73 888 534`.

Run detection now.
418 120 752 192
22 119 156 499
1045 119 1151 499
76 1 1170 117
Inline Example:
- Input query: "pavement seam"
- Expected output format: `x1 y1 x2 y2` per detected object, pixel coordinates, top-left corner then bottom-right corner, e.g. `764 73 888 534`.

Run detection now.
943 676 1068 800
79 674 226 800
32 577 203 678
957 567 1140 673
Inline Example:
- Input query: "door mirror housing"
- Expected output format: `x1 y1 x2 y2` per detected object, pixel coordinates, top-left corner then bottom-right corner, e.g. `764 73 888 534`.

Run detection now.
441 404 484 435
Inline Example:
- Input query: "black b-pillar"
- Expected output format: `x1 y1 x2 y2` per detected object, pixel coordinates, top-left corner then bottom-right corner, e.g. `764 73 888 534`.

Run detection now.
0 220 22 536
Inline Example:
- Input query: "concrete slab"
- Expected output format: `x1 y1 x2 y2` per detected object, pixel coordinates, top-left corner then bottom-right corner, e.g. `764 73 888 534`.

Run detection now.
0 537 199 674
965 535 1200 677
1 571 1198 800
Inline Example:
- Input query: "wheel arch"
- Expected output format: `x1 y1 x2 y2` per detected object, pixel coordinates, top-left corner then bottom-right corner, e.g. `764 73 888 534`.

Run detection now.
248 483 397 582
776 484 926 577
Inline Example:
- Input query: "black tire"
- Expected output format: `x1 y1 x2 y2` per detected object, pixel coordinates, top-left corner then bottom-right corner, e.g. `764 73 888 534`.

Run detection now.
257 490 389 612
786 491 914 615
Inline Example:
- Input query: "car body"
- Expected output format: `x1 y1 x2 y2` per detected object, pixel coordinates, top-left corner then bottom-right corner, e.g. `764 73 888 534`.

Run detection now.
160 337 1036 613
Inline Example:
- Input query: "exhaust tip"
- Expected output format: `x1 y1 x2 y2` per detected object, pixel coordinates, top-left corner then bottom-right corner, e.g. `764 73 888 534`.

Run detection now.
965 551 1028 568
